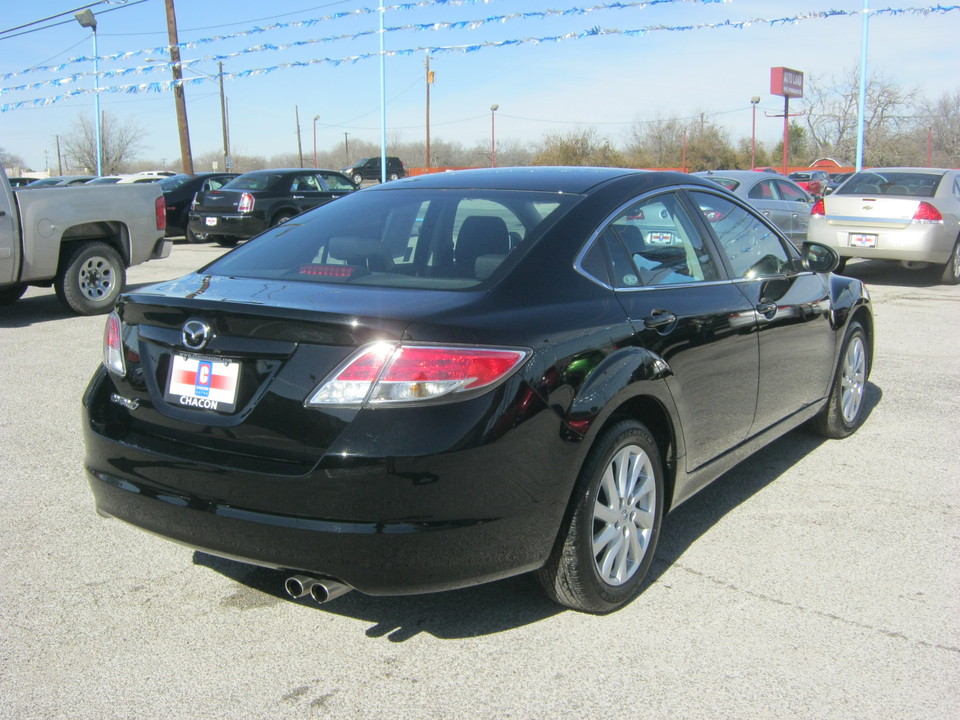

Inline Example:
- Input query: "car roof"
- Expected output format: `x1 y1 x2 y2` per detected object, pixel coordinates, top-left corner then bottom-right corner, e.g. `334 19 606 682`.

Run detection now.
372 166 658 194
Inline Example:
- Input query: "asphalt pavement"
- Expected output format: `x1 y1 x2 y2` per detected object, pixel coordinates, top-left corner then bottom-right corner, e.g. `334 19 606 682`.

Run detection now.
1 246 957 719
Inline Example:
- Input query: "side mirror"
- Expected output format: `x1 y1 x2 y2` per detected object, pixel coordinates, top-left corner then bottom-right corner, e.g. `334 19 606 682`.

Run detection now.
801 241 839 273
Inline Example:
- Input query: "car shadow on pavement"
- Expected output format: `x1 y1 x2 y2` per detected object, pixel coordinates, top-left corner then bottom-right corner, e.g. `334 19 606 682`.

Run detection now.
841 259 943 288
0 291 74 327
194 381 882 641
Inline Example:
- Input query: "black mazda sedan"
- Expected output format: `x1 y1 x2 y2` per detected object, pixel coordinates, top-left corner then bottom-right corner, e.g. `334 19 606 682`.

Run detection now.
83 167 873 613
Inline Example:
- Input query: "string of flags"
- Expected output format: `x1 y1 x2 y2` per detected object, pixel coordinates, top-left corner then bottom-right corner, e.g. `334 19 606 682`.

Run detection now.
2 2 957 113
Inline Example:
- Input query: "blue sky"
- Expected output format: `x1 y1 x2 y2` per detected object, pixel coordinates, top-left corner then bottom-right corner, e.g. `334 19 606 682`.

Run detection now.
2 0 958 172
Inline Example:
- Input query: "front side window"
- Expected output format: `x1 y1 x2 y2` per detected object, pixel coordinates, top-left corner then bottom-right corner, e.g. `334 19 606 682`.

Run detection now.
774 180 809 202
595 192 720 288
690 191 793 279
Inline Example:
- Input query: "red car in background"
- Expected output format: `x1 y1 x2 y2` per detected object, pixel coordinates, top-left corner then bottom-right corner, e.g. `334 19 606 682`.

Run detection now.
788 170 830 197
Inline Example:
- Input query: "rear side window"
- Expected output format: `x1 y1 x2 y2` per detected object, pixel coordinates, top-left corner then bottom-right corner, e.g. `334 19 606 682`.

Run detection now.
587 192 720 288
207 188 578 289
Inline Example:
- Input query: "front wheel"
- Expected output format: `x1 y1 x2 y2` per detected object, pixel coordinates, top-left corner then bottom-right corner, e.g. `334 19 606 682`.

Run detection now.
387 172 400 181
808 320 870 439
537 420 664 613
352 173 363 185
939 238 960 285
54 242 125 315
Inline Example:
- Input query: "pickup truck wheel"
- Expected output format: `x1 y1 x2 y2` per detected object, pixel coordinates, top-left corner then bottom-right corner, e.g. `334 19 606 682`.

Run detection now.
213 236 238 248
55 242 125 315
0 283 27 306
537 420 663 613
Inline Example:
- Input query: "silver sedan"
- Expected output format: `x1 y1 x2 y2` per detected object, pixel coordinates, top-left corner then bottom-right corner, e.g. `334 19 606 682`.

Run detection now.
807 167 960 284
693 170 814 247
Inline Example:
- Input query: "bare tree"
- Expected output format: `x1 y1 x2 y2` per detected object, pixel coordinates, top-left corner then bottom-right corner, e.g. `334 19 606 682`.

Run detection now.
61 111 145 174
534 127 626 167
919 90 960 167
803 68 917 165
1 146 26 170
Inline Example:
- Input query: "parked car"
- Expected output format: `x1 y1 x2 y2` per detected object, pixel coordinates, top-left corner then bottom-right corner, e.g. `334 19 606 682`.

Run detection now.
695 169 814 246
342 156 405 184
158 172 238 241
807 167 960 284
788 170 830 196
86 175 164 185
6 176 35 187
83 167 873 613
18 175 95 189
1 167 170 314
187 168 357 247
825 172 853 195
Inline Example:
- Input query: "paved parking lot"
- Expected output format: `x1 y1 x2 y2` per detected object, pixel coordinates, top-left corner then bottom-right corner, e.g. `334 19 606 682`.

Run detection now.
1 247 958 719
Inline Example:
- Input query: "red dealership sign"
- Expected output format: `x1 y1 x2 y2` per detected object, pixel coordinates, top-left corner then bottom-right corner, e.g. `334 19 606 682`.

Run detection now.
771 67 804 98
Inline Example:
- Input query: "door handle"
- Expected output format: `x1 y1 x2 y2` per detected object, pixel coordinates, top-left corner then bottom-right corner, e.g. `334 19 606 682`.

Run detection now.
292 195 305 199
756 301 778 319
642 310 678 330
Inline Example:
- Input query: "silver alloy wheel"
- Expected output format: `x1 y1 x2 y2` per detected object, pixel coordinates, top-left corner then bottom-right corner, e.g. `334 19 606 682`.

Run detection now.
592 444 657 586
840 334 867 424
950 243 960 280
78 254 117 302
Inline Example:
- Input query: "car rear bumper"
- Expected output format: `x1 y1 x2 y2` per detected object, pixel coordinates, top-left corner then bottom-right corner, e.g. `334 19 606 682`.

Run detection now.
82 376 577 595
188 213 266 240
808 219 955 263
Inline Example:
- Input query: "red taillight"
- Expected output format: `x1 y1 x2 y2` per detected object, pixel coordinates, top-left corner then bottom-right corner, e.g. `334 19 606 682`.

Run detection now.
913 201 943 223
307 343 529 406
811 199 825 217
238 193 255 213
103 311 125 376
155 195 167 230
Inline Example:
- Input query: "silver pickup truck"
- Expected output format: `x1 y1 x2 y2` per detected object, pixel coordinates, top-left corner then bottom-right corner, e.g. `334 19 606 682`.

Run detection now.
1 167 171 315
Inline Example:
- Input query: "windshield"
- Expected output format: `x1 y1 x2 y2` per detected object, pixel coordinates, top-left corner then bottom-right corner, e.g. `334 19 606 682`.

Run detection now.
835 171 944 197
207 187 580 289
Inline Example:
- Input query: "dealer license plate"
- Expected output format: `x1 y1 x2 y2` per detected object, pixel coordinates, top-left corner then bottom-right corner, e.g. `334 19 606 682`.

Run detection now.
849 233 877 248
165 353 240 412
204 217 218 227
647 232 674 245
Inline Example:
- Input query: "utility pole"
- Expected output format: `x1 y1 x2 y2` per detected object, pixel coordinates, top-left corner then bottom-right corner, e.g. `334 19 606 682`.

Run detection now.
425 53 433 168
295 106 304 168
56 135 64 175
164 0 193 174
218 61 231 171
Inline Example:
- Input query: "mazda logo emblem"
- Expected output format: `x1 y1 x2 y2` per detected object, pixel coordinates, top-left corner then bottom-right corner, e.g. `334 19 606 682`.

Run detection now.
182 320 212 350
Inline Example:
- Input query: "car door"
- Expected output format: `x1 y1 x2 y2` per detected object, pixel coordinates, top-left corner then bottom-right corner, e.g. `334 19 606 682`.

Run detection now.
747 178 793 237
772 178 813 246
688 189 836 434
597 190 761 472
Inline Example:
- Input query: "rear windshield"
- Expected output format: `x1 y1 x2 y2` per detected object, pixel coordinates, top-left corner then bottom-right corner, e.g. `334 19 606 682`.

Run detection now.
706 177 739 191
206 187 579 289
222 173 285 191
835 171 944 197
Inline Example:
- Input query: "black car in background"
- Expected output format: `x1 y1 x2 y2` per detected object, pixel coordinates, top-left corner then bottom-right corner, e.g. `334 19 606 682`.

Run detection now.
159 172 238 241
84 167 873 613
187 168 357 247
342 156 405 184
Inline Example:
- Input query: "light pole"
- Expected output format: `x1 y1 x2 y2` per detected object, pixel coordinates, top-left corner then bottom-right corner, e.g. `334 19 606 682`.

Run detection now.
490 104 499 168
750 96 760 169
74 9 102 176
313 115 320 168
343 133 350 163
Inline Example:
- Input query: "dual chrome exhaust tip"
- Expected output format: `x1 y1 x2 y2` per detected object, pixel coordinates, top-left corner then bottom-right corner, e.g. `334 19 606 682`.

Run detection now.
284 575 352 604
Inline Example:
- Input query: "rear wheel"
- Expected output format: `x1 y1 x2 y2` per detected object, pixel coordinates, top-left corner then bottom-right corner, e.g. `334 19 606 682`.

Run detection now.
939 238 960 285
213 235 239 248
272 212 295 226
185 226 208 243
54 241 125 315
387 172 400 181
808 320 869 438
537 420 663 613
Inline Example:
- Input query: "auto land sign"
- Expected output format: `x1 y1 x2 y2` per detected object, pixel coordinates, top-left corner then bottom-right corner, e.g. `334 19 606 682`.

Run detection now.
771 67 804 98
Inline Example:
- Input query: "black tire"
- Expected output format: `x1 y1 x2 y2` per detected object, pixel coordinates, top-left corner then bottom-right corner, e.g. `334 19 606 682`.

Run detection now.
272 212 295 227
0 283 27 306
54 242 125 315
213 235 239 248
939 238 960 285
834 257 848 274
387 172 400 181
352 172 363 185
186 225 208 244
537 420 664 613
808 320 870 439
